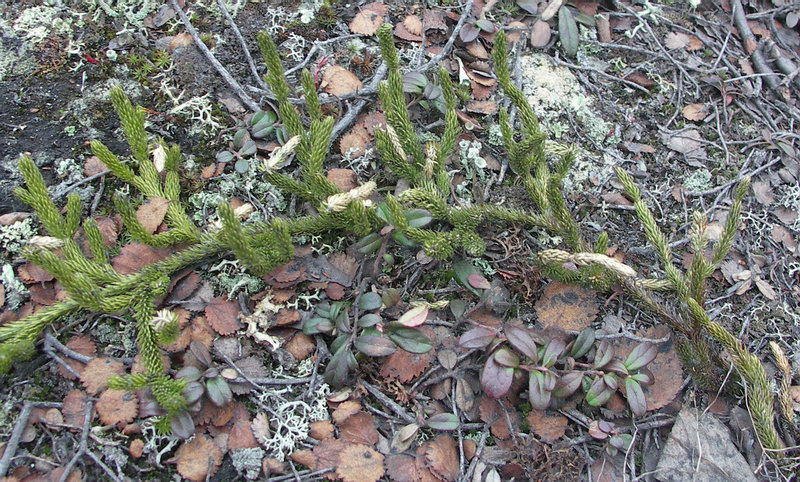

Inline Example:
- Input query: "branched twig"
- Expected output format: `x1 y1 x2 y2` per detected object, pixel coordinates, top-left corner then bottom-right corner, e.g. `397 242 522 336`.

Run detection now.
0 401 64 477
361 380 416 424
215 0 270 92
59 401 94 482
168 0 260 111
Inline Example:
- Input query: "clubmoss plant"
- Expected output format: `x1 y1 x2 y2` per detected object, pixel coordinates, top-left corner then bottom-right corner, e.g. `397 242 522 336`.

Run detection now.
0 23 785 456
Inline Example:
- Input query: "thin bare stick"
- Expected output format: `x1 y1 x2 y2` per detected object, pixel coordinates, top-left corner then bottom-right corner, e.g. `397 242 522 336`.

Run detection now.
59 401 94 482
0 401 63 477
168 0 260 112
216 0 270 92
415 0 476 74
361 380 417 424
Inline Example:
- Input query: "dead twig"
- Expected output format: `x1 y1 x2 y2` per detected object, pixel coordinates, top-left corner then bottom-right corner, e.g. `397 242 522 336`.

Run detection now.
215 0 270 93
361 380 417 425
0 401 63 477
58 401 94 482
168 0 260 112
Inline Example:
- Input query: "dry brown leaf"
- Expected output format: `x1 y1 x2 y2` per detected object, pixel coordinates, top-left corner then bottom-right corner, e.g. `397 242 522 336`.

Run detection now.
470 80 495 100
58 335 96 380
526 410 568 443
189 315 215 348
252 412 271 445
394 19 423 42
380 349 432 383
336 444 385 482
93 215 120 246
624 71 655 88
327 168 359 191
62 390 92 428
349 3 385 36
755 278 777 300
197 400 236 427
339 125 370 157
535 282 599 330
229 404 259 450
313 438 348 479
112 243 171 275
309 420 335 440
403 15 423 36
663 129 708 162
478 396 519 440
682 103 709 121
322 65 363 97
44 467 83 482
135 197 171 234
332 400 363 425
96 389 138 425
465 41 489 59
326 282 346 300
175 435 223 481
613 326 682 411
665 32 691 50
385 454 419 482
205 296 241 335
284 332 316 361
80 357 125 395
17 263 55 284
291 449 316 468
274 308 301 327
0 212 31 225
772 225 798 254
530 20 551 48
425 435 458 481
129 439 145 458
751 181 775 205
83 155 107 177
466 100 498 115
339 412 379 446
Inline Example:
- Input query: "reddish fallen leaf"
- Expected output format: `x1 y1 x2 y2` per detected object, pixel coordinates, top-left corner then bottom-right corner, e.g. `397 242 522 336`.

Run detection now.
62 390 92 428
624 71 655 88
228 404 259 450
327 168 359 191
284 332 316 361
339 411 380 446
17 263 54 284
174 435 223 481
58 335 96 380
336 444 385 482
425 435 459 482
312 438 348 480
322 65 363 97
534 282 599 331
612 326 682 411
380 349 433 382
83 155 107 177
129 439 145 458
332 401 363 425
478 396 519 440
526 410 569 443
530 20 551 48
96 389 138 425
339 126 370 158
205 296 241 335
80 358 125 395
196 400 236 427
349 2 386 36
385 454 419 482
309 420 335 440
112 243 171 275
136 197 171 234
395 17 423 41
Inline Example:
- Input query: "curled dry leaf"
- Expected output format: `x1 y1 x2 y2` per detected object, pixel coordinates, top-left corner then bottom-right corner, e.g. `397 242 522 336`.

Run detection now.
312 438 348 479
205 296 241 335
385 454 419 482
335 444 385 482
322 65 363 97
252 412 271 445
284 332 316 361
403 15 423 36
174 434 223 482
96 389 139 425
395 17 423 42
535 282 599 331
80 357 125 395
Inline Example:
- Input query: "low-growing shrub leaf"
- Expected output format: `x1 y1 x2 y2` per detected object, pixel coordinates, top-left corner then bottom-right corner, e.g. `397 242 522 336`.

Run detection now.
624 343 657 371
570 328 595 358
355 335 397 357
426 413 460 431
624 377 647 417
493 347 520 368
397 305 429 327
388 327 433 353
505 325 539 361
459 325 496 349
482 355 514 399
